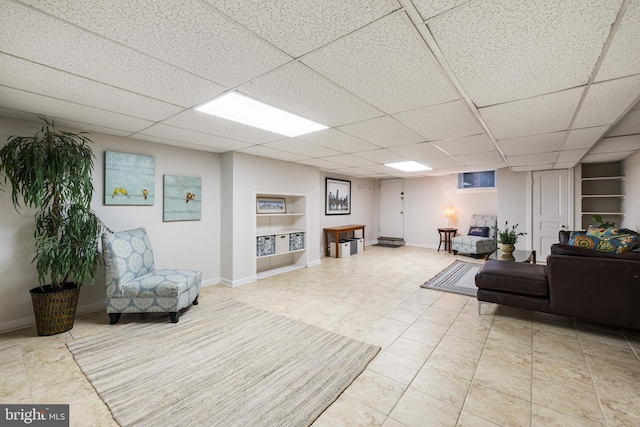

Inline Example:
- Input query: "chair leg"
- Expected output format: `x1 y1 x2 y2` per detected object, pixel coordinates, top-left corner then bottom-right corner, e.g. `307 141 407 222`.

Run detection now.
192 295 199 305
170 312 179 323
109 313 122 325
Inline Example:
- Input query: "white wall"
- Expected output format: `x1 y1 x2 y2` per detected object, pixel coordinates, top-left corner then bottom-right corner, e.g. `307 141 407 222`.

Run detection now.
623 152 640 231
319 171 379 251
0 116 221 331
403 175 499 248
496 168 531 249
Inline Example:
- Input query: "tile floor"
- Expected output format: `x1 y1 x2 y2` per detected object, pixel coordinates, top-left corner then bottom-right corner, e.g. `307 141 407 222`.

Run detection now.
2 245 640 426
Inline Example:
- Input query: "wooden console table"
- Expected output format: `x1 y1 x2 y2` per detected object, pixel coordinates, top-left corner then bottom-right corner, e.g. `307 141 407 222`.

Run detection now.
324 224 365 257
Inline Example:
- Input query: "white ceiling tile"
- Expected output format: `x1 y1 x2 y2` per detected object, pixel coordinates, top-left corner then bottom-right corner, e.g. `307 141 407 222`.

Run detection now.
0 54 183 121
130 134 226 153
479 88 583 139
351 149 410 163
564 126 609 150
556 149 588 162
511 164 554 172
607 109 640 137
412 0 471 20
420 156 463 169
581 152 636 163
574 75 640 129
16 0 290 87
455 151 504 166
507 152 559 167
432 134 497 156
237 145 309 162
263 139 342 157
393 100 484 141
360 164 405 174
321 154 377 167
204 0 398 57
428 0 621 106
294 158 344 169
302 13 458 113
390 142 448 159
0 86 153 133
498 132 566 156
136 124 253 151
330 167 378 177
295 129 379 153
338 116 424 147
163 110 284 144
0 1 226 107
589 135 640 154
238 62 382 127
596 0 640 81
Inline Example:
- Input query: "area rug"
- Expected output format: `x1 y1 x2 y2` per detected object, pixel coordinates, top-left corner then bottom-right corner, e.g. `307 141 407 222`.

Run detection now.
373 243 402 248
421 260 481 297
67 299 380 426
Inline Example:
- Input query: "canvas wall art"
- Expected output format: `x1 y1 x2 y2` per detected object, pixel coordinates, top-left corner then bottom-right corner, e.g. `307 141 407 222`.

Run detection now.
104 151 155 205
163 175 202 222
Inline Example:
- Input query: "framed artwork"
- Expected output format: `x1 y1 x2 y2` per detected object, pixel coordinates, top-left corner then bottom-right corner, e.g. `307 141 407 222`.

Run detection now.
325 178 351 215
163 175 202 221
256 197 286 214
104 151 155 205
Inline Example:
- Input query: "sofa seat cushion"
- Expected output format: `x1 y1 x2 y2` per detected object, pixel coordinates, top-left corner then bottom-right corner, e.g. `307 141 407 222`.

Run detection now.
476 260 548 297
119 269 202 298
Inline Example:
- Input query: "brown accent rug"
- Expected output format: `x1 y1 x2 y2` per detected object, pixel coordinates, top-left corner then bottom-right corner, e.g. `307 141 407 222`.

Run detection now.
68 299 379 426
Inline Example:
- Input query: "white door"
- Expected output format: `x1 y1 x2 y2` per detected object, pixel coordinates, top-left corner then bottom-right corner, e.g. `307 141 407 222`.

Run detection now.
533 170 569 258
379 179 404 238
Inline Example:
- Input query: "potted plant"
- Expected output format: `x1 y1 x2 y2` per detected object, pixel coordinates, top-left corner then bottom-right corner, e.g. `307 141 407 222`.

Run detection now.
0 116 106 335
496 221 526 254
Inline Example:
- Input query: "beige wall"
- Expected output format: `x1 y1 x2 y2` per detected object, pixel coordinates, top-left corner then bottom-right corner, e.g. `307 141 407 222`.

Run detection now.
0 116 221 331
623 151 640 231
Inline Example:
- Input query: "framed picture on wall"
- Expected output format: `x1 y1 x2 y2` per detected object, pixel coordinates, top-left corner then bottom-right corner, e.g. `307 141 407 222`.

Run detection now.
256 197 286 214
104 151 155 205
325 178 351 215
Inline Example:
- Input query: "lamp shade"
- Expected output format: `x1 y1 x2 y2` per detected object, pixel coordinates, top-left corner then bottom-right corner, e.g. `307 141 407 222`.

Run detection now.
444 206 454 218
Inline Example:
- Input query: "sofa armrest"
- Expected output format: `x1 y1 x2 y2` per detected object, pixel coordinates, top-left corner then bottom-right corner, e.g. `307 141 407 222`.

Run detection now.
547 254 640 329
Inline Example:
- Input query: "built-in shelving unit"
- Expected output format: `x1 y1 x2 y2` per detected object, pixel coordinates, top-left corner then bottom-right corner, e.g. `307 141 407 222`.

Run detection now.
581 162 625 229
255 193 307 279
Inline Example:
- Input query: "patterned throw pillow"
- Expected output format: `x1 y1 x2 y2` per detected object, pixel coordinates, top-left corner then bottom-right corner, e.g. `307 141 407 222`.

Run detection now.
586 225 623 237
569 232 637 254
468 226 490 237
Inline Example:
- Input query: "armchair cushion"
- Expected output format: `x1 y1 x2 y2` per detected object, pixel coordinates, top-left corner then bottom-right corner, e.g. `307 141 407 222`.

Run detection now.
468 226 490 237
452 215 497 255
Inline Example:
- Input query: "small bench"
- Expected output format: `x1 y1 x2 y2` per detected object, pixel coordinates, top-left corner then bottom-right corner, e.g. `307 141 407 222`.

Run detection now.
475 260 550 314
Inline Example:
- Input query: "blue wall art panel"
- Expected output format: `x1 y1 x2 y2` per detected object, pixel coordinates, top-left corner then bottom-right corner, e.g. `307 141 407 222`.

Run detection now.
104 151 155 205
163 175 202 222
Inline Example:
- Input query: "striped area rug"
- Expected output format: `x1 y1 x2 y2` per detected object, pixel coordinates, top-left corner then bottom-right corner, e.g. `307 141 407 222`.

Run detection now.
68 299 380 426
421 260 481 296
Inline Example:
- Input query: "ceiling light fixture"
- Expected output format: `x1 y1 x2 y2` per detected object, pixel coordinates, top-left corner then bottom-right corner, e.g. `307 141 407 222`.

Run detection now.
385 161 432 172
195 92 328 137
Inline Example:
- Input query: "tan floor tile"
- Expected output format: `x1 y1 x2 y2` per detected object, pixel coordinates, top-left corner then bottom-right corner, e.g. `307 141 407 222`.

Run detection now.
344 370 406 415
424 348 478 381
580 337 639 362
532 375 605 423
533 353 591 385
313 392 387 427
474 357 531 400
381 417 407 427
532 404 603 427
436 333 486 360
371 317 410 336
410 365 470 410
463 383 531 427
400 324 445 347
456 411 500 426
389 387 460 427
422 306 460 322
386 337 434 364
367 351 423 386
385 308 423 324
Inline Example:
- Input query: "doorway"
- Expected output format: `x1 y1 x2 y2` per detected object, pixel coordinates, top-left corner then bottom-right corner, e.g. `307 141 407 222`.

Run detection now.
379 179 404 240
532 169 570 258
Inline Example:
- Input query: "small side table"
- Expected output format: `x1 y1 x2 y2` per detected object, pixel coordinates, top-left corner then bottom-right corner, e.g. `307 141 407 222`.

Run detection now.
437 228 457 253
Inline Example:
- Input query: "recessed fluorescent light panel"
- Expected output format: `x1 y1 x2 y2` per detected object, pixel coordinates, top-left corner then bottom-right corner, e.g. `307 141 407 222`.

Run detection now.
195 92 328 137
385 161 432 172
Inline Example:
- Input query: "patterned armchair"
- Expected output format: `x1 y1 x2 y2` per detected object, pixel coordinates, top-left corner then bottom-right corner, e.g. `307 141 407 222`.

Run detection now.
101 227 201 324
451 215 497 257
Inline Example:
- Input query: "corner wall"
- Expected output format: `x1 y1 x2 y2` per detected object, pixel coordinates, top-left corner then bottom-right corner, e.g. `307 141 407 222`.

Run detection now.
0 116 221 331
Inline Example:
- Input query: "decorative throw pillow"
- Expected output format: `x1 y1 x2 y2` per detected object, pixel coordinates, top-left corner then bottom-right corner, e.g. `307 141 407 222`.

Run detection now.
468 226 490 237
569 233 637 254
586 225 622 237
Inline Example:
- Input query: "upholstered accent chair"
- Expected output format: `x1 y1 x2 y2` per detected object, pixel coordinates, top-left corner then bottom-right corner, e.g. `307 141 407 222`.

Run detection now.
451 214 497 257
101 227 201 324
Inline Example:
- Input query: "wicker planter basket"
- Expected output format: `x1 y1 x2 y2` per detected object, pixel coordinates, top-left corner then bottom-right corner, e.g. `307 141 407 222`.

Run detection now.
30 283 80 336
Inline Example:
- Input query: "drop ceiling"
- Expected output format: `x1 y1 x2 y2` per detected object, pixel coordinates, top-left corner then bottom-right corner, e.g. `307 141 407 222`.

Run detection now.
1 0 639 178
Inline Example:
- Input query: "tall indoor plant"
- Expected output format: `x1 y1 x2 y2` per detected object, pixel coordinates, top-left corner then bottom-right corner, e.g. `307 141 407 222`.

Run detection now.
0 116 105 335
496 221 526 254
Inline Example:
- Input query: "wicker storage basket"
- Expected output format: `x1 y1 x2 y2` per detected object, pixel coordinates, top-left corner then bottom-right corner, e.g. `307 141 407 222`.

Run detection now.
30 284 81 336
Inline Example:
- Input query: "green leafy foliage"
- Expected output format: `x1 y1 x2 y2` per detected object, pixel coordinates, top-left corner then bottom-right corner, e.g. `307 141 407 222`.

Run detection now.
591 214 615 228
0 116 106 290
496 221 527 245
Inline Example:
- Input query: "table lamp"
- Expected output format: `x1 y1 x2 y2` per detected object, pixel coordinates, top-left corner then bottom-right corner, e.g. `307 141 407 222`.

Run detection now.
444 206 454 228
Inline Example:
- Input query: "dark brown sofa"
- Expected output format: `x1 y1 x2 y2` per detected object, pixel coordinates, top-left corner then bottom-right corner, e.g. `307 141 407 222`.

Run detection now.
475 230 640 330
